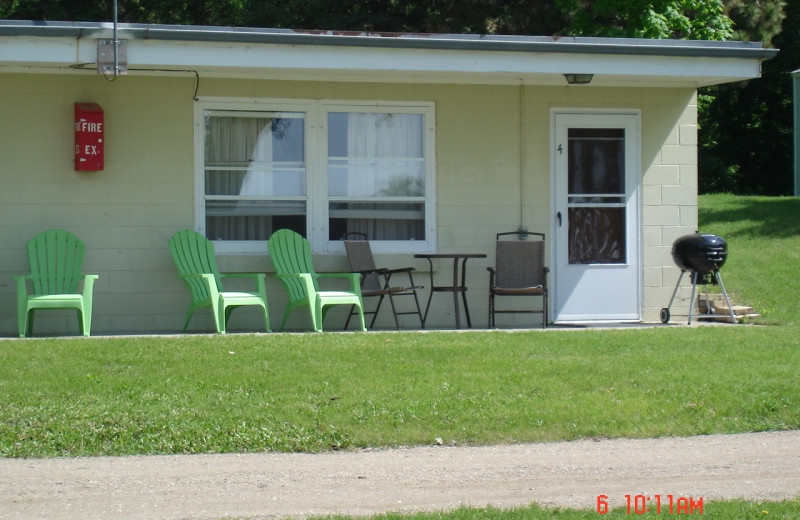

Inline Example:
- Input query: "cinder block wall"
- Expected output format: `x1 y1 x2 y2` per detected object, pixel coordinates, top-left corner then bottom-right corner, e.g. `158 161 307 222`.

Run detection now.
641 90 699 322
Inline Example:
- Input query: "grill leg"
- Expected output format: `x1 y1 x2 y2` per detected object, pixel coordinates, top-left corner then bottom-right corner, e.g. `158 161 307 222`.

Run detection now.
715 271 738 324
666 271 685 311
688 271 699 325
661 270 686 324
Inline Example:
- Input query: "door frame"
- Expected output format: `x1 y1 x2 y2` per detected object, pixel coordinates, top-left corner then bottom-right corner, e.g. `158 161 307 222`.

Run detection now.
549 108 643 323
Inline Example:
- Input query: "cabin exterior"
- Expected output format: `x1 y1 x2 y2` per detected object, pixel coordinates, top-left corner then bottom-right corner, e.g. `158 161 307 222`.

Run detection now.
0 21 777 333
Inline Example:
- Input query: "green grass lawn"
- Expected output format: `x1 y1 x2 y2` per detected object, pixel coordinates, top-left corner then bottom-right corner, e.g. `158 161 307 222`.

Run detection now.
1 327 797 457
698 194 800 326
1 194 798 519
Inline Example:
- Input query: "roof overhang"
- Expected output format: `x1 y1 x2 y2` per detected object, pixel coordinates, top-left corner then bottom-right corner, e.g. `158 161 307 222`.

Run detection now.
0 21 779 88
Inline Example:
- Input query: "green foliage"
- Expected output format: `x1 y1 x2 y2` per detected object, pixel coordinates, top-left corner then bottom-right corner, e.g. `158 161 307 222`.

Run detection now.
0 0 109 20
554 0 733 39
698 0 794 196
725 0 786 46
0 0 505 33
1 0 736 39
0 0 250 26
487 1 571 36
120 0 250 26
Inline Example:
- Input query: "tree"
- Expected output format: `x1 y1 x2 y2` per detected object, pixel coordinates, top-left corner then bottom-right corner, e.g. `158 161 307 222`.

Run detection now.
554 0 733 40
0 0 736 39
698 0 793 195
726 0 786 47
0 1 517 33
0 0 250 25
0 0 109 20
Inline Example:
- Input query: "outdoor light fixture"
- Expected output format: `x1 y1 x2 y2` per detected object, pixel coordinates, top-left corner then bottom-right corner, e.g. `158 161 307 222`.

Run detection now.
564 73 594 85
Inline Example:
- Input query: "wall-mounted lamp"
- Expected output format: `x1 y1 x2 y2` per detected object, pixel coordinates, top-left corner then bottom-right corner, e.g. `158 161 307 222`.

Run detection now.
564 73 594 85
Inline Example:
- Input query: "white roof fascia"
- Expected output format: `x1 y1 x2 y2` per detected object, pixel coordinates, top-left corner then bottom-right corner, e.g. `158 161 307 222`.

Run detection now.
0 21 777 88
120 39 762 87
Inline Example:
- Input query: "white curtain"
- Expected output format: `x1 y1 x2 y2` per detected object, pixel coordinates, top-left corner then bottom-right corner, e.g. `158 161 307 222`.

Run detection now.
345 113 422 197
206 116 304 240
338 113 424 239
239 121 274 196
205 116 273 240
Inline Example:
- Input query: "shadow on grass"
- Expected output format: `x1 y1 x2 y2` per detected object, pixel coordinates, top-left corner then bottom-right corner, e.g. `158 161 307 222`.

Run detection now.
699 195 800 239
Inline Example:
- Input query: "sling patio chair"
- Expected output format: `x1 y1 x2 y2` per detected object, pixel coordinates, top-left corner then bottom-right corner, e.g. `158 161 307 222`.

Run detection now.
14 229 99 337
343 235 424 329
169 230 270 334
268 229 366 332
487 231 549 328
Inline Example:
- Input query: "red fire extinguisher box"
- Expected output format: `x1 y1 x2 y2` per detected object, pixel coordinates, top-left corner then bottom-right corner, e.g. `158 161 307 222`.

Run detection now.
74 103 104 171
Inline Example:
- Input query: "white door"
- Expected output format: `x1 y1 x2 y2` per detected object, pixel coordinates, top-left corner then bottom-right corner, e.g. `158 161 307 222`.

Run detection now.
552 112 641 322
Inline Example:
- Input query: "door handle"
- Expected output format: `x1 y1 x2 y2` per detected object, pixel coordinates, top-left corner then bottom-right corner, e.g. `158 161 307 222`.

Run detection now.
557 212 562 227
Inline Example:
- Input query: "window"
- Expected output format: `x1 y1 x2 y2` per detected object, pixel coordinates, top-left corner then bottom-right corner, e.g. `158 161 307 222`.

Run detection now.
203 110 307 244
327 111 426 243
567 128 626 264
196 99 435 254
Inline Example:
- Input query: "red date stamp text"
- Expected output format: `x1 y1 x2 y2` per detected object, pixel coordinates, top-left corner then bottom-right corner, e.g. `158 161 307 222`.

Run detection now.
597 494 704 515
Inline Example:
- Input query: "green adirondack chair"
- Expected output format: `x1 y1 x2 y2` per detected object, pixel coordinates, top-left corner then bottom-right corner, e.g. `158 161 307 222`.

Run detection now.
169 230 270 334
14 229 99 337
267 229 366 332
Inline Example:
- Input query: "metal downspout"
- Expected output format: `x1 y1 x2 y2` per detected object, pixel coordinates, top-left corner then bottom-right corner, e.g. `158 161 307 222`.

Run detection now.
519 82 526 230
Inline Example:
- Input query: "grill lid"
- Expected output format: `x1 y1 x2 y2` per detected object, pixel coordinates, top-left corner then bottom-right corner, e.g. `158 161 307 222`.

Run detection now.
671 233 728 274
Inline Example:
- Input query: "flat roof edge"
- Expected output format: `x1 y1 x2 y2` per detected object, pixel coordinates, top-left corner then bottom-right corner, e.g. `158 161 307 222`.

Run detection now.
0 20 779 60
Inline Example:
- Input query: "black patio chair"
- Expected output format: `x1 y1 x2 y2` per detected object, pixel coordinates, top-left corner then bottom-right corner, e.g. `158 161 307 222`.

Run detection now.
343 234 424 329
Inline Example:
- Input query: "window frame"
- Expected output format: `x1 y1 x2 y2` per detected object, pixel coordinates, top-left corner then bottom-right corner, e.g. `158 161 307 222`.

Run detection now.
195 97 436 255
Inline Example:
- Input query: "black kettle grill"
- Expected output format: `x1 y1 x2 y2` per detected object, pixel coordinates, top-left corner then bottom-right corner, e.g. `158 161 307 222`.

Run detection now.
661 233 737 324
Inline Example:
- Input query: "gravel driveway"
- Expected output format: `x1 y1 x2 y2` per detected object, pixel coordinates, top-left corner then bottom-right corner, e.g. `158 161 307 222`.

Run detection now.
2 431 799 519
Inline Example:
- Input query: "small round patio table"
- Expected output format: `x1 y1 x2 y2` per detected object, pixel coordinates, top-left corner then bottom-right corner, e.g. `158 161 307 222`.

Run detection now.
414 253 487 329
